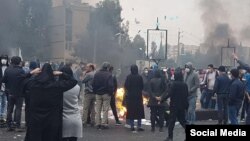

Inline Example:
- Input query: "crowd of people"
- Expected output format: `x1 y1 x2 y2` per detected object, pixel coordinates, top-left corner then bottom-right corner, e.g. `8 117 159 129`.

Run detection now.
0 53 250 141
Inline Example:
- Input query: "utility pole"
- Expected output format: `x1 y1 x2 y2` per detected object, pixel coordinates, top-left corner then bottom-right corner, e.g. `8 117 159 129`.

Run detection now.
177 30 181 57
93 30 97 64
177 30 183 66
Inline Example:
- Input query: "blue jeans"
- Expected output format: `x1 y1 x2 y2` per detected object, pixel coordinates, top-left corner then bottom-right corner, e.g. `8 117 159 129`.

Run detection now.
246 102 250 125
187 96 197 124
204 89 216 109
0 91 7 119
228 105 241 125
130 119 142 128
200 90 206 109
217 95 228 124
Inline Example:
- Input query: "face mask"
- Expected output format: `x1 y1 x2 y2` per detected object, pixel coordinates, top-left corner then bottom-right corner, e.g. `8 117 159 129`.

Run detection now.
144 70 148 74
241 70 246 74
1 59 7 65
185 68 190 73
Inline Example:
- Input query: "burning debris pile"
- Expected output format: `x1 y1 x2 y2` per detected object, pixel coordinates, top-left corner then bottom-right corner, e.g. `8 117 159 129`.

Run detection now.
115 88 149 119
115 88 127 118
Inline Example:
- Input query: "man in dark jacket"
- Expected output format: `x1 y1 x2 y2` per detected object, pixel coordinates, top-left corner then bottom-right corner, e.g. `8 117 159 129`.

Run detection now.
2 56 25 131
93 62 113 129
233 53 250 124
228 69 244 125
148 69 166 132
164 69 188 141
213 66 231 124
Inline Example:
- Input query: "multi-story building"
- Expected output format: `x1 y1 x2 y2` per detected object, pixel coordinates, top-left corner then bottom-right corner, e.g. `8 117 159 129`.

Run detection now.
48 0 91 62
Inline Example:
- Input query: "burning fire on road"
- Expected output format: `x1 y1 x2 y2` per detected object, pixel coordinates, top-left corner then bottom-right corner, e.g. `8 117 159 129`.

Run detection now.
115 88 149 119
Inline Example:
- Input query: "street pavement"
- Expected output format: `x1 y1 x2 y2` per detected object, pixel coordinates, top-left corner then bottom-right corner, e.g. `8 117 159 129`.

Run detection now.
0 103 218 141
0 118 218 141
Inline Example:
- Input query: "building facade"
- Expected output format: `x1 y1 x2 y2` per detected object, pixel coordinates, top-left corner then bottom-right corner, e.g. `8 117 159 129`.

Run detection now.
48 0 91 62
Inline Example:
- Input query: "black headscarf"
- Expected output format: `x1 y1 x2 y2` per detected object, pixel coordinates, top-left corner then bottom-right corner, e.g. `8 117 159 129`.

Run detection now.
29 61 38 70
174 70 183 81
130 64 138 75
35 63 54 83
59 66 73 80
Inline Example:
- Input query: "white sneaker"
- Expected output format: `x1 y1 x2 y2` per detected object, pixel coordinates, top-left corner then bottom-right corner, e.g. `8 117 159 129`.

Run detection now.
124 124 130 128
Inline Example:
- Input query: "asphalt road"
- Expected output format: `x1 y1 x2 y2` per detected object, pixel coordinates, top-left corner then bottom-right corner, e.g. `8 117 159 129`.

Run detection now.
0 117 219 141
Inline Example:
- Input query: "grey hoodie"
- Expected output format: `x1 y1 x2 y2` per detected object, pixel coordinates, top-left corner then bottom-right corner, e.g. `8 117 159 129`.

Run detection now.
184 62 200 97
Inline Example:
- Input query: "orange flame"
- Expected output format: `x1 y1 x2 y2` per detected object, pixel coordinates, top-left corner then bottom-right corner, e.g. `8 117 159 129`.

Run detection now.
115 88 149 119
115 88 127 118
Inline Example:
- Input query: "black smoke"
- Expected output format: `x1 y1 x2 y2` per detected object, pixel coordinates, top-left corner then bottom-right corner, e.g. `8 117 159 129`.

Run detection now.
0 0 20 54
198 0 238 67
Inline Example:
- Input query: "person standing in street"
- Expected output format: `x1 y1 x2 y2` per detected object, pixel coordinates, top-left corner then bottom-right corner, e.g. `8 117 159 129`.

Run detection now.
148 69 166 132
82 63 96 127
164 69 188 141
2 56 25 131
61 66 82 141
184 62 200 125
228 69 244 125
125 65 145 132
201 64 218 109
233 53 250 124
23 63 77 141
109 66 122 125
0 55 9 126
93 62 113 129
213 66 231 125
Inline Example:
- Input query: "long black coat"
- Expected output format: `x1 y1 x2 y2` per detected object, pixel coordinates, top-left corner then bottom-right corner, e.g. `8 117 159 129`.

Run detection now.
125 74 145 119
24 74 77 141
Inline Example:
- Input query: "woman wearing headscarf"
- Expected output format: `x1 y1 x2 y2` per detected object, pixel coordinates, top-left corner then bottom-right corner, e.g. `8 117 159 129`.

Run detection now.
22 61 38 128
23 63 77 141
61 66 82 141
125 65 145 132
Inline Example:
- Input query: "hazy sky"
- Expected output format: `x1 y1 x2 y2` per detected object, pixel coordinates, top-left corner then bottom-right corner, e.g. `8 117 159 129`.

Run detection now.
84 0 250 46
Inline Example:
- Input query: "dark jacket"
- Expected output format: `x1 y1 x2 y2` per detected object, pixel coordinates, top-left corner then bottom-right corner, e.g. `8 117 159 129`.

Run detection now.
228 78 244 106
93 70 113 95
125 65 145 119
237 60 250 72
213 73 231 95
2 65 25 97
148 77 166 106
112 74 118 95
164 81 189 110
23 73 77 141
